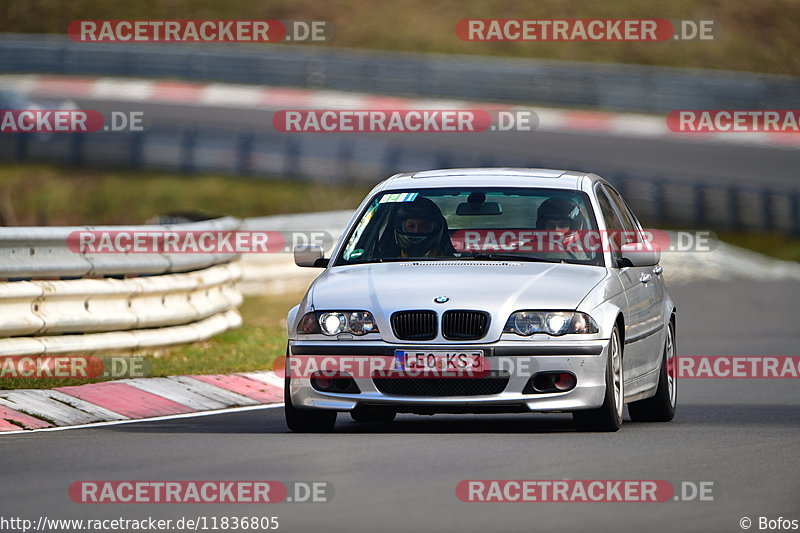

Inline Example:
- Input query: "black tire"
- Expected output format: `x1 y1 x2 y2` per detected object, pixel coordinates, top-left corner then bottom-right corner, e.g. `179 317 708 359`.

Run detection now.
573 325 623 432
628 319 676 422
284 374 337 433
350 406 397 423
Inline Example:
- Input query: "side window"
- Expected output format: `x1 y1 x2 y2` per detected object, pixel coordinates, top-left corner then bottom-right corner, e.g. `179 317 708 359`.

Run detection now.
605 187 641 243
595 186 624 262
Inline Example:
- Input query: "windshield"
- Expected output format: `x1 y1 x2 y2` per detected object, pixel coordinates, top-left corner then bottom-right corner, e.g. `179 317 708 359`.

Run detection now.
336 187 603 267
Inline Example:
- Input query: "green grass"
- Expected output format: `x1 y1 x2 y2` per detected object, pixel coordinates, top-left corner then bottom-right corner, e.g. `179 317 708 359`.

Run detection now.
2 0 799 75
716 231 800 263
0 163 370 226
1 291 303 390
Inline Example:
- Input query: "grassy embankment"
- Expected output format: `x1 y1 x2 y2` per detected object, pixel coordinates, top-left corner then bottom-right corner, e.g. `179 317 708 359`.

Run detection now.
1 0 799 75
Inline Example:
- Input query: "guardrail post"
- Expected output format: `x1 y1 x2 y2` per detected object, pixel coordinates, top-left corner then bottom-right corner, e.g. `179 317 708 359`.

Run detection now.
693 184 706 227
436 152 452 169
236 132 254 176
384 146 402 175
180 128 197 174
478 156 497 167
57 46 68 74
653 180 666 224
285 138 301 177
336 140 353 181
790 192 800 237
14 133 28 161
68 132 84 165
727 185 741 231
129 132 144 170
761 187 774 232
613 173 629 198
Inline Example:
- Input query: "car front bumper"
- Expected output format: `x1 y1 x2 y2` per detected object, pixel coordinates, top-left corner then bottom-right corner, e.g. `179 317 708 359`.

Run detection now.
287 340 610 413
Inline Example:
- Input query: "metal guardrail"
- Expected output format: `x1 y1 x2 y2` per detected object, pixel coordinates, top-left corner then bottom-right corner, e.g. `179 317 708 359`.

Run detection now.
0 217 244 356
0 216 240 279
1 33 799 113
2 127 798 235
0 309 242 356
0 263 242 337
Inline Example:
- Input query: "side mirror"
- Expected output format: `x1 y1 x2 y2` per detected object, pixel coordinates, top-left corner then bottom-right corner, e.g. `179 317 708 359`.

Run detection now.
294 244 329 268
619 242 660 267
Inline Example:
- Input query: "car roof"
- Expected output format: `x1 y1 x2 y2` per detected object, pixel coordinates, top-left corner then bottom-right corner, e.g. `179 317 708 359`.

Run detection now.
376 168 602 192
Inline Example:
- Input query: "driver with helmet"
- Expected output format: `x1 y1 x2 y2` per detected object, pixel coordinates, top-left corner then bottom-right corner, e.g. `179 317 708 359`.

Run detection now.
392 197 455 258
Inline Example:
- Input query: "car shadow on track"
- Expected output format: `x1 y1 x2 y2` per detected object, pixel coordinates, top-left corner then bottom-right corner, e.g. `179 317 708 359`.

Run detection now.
102 407 578 434
101 402 800 435
340 413 578 434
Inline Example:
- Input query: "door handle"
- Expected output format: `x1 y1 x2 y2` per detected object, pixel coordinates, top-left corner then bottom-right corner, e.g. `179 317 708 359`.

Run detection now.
640 273 652 284
652 265 663 276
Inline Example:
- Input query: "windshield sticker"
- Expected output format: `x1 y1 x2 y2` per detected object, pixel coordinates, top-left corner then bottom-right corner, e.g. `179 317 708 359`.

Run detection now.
379 192 419 203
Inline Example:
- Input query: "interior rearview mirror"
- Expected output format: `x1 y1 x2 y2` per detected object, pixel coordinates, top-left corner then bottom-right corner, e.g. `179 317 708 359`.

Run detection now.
456 201 503 216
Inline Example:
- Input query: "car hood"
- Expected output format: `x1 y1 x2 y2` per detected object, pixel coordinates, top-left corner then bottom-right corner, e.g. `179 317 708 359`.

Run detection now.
309 261 607 340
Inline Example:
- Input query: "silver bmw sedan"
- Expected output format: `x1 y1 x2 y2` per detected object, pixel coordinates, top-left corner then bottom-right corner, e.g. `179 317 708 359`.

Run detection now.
285 168 677 432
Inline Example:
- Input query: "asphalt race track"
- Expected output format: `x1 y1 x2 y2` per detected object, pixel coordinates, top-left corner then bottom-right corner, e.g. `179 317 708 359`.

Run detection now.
3 280 798 533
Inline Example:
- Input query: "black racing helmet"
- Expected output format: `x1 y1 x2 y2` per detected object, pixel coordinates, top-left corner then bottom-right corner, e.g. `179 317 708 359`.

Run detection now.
394 197 446 256
536 197 583 231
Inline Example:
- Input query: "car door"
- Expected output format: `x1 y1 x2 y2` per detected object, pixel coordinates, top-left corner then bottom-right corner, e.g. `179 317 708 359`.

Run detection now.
595 184 659 382
606 186 666 378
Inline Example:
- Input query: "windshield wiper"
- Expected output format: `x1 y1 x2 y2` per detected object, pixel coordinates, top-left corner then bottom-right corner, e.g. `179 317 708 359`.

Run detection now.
354 257 453 264
467 253 563 263
350 255 563 264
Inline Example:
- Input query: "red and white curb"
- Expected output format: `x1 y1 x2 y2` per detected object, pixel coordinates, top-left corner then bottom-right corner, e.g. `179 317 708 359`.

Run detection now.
0 370 283 433
1 74 798 149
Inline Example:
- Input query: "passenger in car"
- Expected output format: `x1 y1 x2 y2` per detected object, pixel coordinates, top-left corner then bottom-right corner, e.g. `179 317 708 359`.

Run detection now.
534 198 591 259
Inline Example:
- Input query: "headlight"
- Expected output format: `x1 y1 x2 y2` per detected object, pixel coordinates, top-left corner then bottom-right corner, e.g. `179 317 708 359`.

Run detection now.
297 311 379 336
347 311 379 335
320 312 347 335
503 311 598 336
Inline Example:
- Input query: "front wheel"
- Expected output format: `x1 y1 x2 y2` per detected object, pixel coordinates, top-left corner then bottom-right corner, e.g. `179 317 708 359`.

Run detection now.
284 376 337 433
628 319 676 422
573 325 623 432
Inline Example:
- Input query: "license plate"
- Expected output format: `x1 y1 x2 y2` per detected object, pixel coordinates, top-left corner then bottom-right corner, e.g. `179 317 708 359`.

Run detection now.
395 350 485 372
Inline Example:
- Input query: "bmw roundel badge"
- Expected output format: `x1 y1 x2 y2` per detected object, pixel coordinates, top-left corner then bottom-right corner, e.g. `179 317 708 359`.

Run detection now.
434 296 449 304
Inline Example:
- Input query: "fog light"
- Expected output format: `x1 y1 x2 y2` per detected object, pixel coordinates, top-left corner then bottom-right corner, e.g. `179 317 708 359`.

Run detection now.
313 375 332 390
310 371 361 394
